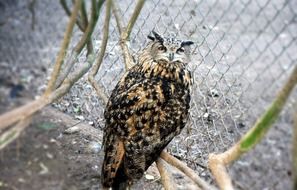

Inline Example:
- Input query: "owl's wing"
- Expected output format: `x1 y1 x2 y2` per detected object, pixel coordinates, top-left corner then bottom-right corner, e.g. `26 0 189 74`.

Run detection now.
104 77 166 137
102 77 167 183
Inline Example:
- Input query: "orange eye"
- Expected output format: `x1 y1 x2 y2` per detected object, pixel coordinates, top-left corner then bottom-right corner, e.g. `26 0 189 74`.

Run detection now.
158 46 166 51
177 48 185 53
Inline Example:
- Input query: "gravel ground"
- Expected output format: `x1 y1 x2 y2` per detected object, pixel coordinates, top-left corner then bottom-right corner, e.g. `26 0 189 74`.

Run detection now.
0 0 296 189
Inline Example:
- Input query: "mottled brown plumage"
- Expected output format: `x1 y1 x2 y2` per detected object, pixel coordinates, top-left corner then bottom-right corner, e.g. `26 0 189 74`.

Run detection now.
102 31 194 189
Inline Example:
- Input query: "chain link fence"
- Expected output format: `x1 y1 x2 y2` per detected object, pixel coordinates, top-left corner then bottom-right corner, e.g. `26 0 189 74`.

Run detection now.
94 1 296 189
1 0 296 189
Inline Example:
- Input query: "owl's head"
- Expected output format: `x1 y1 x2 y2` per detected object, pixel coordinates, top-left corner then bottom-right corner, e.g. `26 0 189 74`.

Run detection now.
147 31 194 64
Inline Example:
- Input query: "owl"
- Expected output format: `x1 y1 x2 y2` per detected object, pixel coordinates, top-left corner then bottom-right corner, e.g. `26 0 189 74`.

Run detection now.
102 31 194 189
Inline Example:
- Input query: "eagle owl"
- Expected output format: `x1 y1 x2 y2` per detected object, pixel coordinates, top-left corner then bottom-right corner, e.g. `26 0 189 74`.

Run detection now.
102 31 194 189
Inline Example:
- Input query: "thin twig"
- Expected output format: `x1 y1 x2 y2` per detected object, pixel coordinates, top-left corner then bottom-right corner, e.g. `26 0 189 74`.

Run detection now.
156 158 177 190
60 0 86 31
125 0 145 39
55 53 79 89
60 0 71 17
74 0 99 54
61 0 94 53
45 0 81 95
112 0 146 70
56 0 105 89
80 0 88 29
88 0 111 104
51 62 92 101
80 0 94 54
111 0 123 34
208 65 297 190
97 0 106 17
160 152 217 190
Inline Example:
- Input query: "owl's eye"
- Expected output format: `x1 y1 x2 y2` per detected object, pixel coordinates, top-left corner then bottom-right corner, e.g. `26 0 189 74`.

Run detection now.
158 46 167 51
177 48 185 53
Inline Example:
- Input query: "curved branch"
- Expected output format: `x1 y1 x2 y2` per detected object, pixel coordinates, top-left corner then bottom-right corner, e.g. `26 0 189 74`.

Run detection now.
208 65 297 190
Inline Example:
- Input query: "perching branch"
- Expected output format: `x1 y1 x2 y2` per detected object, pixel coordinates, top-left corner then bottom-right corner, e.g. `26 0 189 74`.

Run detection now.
209 65 297 190
88 0 111 104
160 151 217 190
45 0 81 95
156 158 177 190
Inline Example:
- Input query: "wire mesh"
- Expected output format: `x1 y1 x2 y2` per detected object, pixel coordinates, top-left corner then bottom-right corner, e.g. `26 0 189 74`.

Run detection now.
0 0 296 189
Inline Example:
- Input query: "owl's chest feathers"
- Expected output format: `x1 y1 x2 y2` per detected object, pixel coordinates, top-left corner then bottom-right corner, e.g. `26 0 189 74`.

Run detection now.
137 59 193 88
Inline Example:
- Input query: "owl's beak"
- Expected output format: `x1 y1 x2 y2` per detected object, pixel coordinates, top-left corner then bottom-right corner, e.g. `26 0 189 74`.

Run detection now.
168 53 174 61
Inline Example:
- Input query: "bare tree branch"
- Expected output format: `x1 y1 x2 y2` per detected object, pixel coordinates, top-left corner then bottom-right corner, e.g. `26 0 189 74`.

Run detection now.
60 0 85 32
0 62 91 137
112 0 145 70
208 65 297 190
55 0 104 89
74 0 99 54
80 0 88 29
45 0 82 95
80 0 94 54
88 0 112 104
0 98 49 130
111 0 123 34
160 151 217 190
156 158 177 190
125 0 145 40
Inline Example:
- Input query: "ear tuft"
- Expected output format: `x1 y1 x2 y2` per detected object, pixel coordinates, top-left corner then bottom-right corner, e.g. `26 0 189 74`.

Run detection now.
181 41 194 47
151 30 164 43
147 34 155 41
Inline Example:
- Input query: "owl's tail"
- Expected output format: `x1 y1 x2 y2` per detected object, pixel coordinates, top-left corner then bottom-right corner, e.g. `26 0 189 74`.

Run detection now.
111 166 129 190
102 161 129 190
101 136 127 189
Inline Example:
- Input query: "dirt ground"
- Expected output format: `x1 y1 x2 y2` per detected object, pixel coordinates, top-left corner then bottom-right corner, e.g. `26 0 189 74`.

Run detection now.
0 0 296 190
0 106 200 190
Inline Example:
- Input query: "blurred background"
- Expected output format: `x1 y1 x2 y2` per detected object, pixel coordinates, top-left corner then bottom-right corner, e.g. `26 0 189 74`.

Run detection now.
0 0 296 189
